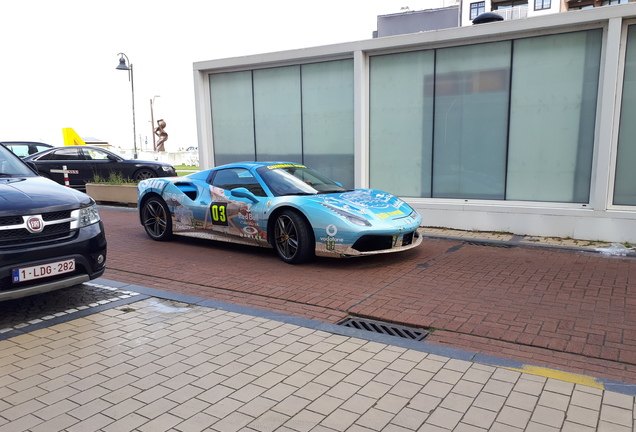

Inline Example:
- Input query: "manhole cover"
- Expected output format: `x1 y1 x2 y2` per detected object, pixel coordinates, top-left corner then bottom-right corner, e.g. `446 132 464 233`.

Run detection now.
464 241 513 248
337 317 429 341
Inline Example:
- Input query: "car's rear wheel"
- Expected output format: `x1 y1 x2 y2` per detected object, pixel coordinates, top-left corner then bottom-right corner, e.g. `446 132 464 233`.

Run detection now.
273 209 314 264
134 169 156 181
141 196 172 241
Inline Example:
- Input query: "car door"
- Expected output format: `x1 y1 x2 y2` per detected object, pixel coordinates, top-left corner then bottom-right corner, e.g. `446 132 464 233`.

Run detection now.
80 147 122 181
207 168 268 245
33 148 91 188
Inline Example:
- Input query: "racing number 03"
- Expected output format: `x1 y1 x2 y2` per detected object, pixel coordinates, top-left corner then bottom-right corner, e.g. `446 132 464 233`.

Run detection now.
210 202 229 226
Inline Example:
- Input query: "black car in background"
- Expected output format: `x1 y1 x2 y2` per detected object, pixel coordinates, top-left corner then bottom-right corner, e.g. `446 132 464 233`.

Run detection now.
1 141 54 158
0 143 107 301
24 145 177 190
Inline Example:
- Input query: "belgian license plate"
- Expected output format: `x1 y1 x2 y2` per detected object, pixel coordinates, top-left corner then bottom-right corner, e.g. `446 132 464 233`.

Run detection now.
12 259 75 283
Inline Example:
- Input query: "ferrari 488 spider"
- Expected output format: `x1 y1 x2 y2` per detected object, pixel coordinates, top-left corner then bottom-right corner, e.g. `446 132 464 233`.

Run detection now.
138 162 422 263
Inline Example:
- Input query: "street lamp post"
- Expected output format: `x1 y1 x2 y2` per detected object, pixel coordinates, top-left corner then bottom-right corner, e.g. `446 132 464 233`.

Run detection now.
150 95 160 151
116 53 137 159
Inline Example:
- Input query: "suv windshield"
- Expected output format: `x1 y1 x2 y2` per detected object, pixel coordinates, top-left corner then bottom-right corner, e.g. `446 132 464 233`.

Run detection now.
0 145 37 177
257 164 346 196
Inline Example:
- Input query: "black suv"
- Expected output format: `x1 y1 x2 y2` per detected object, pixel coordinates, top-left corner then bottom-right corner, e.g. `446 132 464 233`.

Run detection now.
0 143 107 301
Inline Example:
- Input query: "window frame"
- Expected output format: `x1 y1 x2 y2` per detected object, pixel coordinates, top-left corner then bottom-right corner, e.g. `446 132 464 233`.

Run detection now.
470 1 486 20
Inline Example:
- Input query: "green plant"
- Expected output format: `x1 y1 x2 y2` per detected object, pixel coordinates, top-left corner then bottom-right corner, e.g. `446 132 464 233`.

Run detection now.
174 164 199 177
90 172 137 185
623 242 634 249
173 164 198 171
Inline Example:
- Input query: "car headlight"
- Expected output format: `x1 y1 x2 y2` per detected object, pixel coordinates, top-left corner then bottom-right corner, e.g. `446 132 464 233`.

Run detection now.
321 203 371 227
161 166 174 173
78 204 101 227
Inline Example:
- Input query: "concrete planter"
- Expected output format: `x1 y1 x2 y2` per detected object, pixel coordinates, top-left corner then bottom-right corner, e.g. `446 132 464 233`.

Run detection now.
85 184 138 207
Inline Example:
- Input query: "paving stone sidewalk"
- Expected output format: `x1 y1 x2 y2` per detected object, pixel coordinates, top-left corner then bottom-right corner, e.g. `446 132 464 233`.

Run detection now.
1 287 635 432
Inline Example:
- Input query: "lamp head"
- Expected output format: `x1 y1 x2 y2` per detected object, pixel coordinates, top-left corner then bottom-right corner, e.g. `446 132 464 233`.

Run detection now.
116 56 130 71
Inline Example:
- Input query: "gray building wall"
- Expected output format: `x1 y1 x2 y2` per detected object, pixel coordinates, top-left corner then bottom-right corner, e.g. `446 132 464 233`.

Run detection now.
374 7 460 37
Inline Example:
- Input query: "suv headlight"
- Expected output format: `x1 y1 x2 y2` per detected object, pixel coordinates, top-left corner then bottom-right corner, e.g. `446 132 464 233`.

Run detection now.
75 204 101 227
161 166 175 173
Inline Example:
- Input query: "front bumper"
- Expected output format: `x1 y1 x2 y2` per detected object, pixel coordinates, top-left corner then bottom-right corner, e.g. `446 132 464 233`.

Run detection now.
0 222 107 301
314 228 423 258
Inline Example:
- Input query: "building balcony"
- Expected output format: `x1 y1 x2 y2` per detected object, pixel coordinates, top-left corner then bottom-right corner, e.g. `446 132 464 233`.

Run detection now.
493 5 529 20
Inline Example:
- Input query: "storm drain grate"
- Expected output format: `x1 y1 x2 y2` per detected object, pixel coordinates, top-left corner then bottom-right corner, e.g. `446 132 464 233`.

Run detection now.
337 317 429 341
464 241 514 248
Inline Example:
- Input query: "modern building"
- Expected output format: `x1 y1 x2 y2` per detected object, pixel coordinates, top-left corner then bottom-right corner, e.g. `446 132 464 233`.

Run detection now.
374 0 633 32
193 4 636 243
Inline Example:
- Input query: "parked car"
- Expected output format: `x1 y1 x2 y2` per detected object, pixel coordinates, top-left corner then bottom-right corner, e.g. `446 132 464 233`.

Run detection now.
1 141 54 158
0 143 107 301
138 161 422 264
23 145 177 190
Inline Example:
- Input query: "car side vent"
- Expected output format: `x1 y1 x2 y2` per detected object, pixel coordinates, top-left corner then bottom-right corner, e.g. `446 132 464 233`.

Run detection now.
175 183 198 201
337 317 429 341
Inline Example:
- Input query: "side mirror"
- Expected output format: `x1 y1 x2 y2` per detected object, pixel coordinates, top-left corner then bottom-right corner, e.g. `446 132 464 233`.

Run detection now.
231 187 259 203
107 155 119 162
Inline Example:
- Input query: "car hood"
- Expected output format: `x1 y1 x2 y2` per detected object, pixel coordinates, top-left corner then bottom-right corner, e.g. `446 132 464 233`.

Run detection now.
308 189 417 222
0 176 91 215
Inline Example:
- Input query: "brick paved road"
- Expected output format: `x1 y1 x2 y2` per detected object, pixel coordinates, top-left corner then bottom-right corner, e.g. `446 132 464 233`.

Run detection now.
100 207 636 384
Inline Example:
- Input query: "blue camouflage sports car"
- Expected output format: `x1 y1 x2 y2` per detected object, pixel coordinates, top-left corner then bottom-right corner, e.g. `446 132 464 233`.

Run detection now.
137 162 423 264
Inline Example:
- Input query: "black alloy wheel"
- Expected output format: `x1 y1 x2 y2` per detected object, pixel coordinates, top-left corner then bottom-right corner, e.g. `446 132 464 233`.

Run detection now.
273 209 314 264
134 168 157 181
141 196 173 241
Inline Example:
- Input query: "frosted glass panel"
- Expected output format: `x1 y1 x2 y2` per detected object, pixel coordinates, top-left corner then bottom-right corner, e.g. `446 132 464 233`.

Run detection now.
433 42 510 199
370 51 435 197
209 71 255 166
301 60 354 188
614 25 636 206
507 30 601 203
253 66 302 163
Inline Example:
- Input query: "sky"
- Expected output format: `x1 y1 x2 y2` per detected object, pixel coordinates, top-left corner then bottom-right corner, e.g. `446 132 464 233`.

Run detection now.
0 0 446 153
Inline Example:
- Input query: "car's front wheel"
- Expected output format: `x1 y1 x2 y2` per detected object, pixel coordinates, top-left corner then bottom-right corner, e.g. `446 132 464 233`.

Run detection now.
273 209 314 264
141 196 173 241
134 169 156 181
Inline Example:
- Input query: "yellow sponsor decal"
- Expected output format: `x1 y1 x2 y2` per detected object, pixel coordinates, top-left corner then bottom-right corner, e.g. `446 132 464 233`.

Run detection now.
504 365 604 389
377 210 404 220
267 163 306 170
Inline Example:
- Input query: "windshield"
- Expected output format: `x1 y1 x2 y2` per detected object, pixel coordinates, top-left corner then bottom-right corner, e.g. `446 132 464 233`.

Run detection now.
257 164 346 196
0 145 37 177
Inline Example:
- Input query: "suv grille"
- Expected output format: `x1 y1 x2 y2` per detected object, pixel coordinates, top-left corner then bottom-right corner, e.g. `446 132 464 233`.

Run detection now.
0 211 75 248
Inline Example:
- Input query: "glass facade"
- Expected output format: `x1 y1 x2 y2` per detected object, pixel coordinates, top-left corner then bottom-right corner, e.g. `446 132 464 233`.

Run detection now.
369 29 602 203
207 26 636 208
301 61 354 185
507 31 601 203
253 66 303 162
614 25 636 206
433 42 510 200
369 51 434 197
209 60 354 188
209 71 255 166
